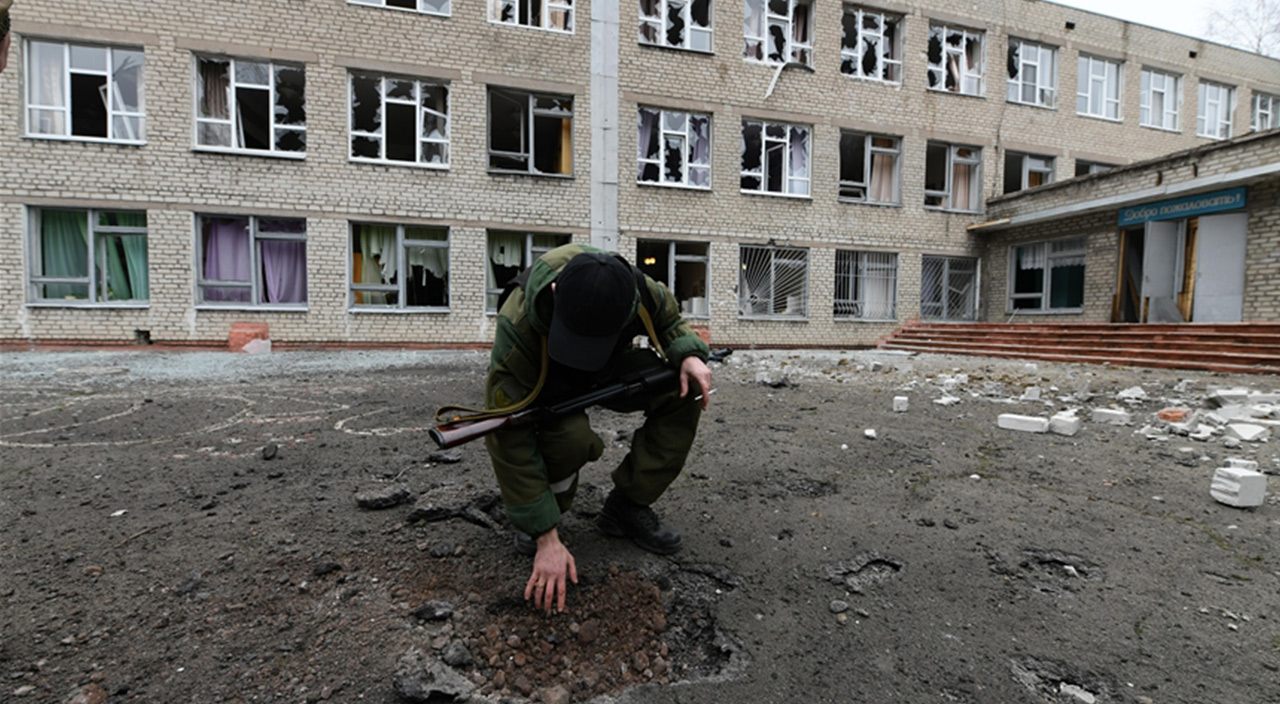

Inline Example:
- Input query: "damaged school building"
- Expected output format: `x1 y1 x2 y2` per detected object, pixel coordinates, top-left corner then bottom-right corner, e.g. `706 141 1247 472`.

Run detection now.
1 0 1278 350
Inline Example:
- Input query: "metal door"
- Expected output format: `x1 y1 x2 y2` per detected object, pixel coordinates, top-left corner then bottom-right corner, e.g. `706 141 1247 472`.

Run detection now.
1192 212 1248 322
1140 220 1183 323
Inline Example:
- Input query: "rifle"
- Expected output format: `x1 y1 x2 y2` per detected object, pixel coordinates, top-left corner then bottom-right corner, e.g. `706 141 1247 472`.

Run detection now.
429 348 731 450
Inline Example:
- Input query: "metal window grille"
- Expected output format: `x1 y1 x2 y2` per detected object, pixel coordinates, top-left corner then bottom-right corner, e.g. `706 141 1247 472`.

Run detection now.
738 245 808 318
920 255 978 321
834 251 897 319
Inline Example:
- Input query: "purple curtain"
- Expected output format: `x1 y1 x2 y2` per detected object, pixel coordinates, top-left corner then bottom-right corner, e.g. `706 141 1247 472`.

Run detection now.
637 108 659 179
262 240 307 303
203 218 251 302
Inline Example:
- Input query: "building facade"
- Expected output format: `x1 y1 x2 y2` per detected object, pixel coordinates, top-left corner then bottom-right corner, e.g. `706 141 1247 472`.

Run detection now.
2 0 1278 348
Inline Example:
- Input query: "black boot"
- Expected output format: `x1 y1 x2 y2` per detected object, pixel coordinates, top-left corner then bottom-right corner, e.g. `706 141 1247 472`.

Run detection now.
596 489 682 554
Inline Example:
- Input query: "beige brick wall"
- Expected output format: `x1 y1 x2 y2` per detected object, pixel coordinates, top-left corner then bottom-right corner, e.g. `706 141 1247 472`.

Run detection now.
2 0 1278 347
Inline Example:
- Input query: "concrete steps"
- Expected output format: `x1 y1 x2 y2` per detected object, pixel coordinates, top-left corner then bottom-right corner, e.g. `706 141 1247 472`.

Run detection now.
878 322 1280 374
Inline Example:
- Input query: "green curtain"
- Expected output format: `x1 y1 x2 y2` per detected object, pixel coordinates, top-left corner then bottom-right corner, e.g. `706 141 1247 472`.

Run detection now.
102 213 148 301
41 210 89 300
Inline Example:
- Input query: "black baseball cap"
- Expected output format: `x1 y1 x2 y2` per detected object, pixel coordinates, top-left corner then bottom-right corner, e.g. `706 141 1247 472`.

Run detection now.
548 252 637 371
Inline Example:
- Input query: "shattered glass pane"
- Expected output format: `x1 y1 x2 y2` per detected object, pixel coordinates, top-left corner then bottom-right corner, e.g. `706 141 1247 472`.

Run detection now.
863 13 878 31
741 174 761 190
639 108 661 160
689 166 709 187
842 11 857 51
273 66 306 126
421 0 450 13
640 21 660 43
639 0 659 19
388 79 415 101
767 0 787 15
689 115 710 163
421 142 447 165
740 121 762 173
666 0 686 46
275 127 305 153
235 60 270 86
663 111 686 133
663 134 684 182
535 96 572 115
351 75 382 133
861 37 877 76
199 122 231 147
767 19 787 63
352 135 379 159
765 123 785 139
422 111 446 141
691 0 710 28
1008 44 1019 79
639 161 660 182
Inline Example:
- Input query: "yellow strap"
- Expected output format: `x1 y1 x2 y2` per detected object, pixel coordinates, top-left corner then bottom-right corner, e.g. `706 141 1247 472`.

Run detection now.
434 338 550 423
637 304 666 362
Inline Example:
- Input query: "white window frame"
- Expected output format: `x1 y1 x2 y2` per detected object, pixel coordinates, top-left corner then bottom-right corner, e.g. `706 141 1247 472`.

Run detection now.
348 0 450 17
740 119 811 197
1139 68 1181 132
24 40 146 144
1074 160 1115 177
1005 38 1056 108
743 0 813 66
637 107 712 189
1007 236 1086 313
350 223 450 311
489 0 574 32
1254 92 1280 132
640 0 713 51
194 55 307 157
1197 81 1235 140
738 244 809 319
926 23 985 96
485 231 572 312
637 239 711 318
487 88 574 176
834 250 898 320
348 71 449 168
924 142 983 213
838 131 901 205
27 207 149 306
1003 151 1054 194
840 6 903 84
1076 54 1122 121
196 215 308 308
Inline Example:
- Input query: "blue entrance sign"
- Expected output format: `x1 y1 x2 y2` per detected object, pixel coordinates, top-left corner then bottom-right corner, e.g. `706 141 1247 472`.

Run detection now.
1118 188 1246 227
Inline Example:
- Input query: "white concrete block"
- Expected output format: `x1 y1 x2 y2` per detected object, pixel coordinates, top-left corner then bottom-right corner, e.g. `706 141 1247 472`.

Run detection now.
934 395 960 406
1189 424 1218 441
1226 458 1260 471
1117 386 1148 402
892 396 909 412
1050 412 1082 436
864 428 877 439
998 414 1049 433
1022 386 1042 401
1091 408 1132 425
1226 423 1271 442
1210 467 1267 507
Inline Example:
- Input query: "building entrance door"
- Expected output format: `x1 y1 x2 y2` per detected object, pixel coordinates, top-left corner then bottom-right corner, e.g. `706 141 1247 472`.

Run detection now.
1139 219 1184 323
1191 212 1248 322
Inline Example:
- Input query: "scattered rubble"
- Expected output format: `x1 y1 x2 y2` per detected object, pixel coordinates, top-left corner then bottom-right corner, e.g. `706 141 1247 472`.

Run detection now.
1210 464 1267 508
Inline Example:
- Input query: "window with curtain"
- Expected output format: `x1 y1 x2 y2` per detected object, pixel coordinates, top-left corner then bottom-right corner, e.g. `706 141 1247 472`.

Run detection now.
1009 237 1086 311
637 107 711 188
1197 81 1235 139
926 24 984 96
1140 68 1181 131
348 0 451 17
841 6 903 83
1002 151 1054 194
743 0 813 66
488 88 573 175
29 208 149 304
740 119 810 196
637 239 710 317
490 0 573 31
197 215 307 306
1253 92 1279 132
738 244 808 318
350 223 449 309
1006 38 1056 108
1076 54 1122 120
25 40 145 142
485 231 571 312
195 56 306 155
834 250 897 320
639 0 712 51
924 142 982 212
349 71 449 167
839 131 900 204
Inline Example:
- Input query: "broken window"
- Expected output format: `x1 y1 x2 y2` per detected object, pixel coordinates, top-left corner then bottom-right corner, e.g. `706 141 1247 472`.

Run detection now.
1140 69 1181 131
348 0 451 16
738 244 808 318
920 255 978 321
926 24 984 96
840 6 902 83
28 208 148 304
1074 160 1115 177
1076 55 1121 120
351 223 449 309
740 119 810 196
743 0 813 66
637 239 710 317
488 88 573 175
25 40 145 142
349 71 449 167
834 250 896 320
640 0 712 51
195 56 306 155
637 107 711 188
1197 81 1235 139
838 131 900 204
1009 237 1085 311
1005 38 1056 107
485 231 571 311
491 0 573 32
1254 92 1280 132
1002 151 1054 194
197 215 307 306
924 142 982 212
